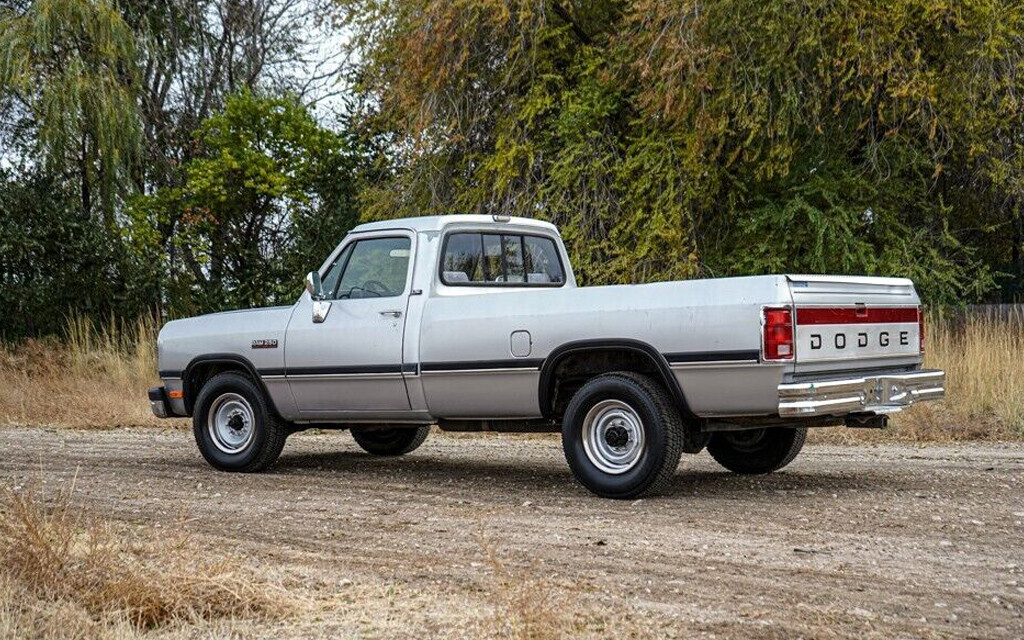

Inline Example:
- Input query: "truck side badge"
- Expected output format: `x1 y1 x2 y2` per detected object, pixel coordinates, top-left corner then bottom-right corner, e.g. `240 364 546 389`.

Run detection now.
251 339 278 349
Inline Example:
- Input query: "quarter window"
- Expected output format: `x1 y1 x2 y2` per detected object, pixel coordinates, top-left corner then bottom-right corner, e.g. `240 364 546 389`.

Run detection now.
441 232 565 286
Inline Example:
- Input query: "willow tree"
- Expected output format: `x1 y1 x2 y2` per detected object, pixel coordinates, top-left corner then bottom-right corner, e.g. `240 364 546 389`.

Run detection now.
0 0 140 228
339 0 1024 303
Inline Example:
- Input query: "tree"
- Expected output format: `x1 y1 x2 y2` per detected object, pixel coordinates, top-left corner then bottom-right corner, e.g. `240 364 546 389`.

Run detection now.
0 0 140 228
0 0 357 335
337 0 1023 303
129 90 366 315
0 166 153 338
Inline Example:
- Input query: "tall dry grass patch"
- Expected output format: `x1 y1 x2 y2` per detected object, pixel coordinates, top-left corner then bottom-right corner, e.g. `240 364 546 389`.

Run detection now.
891 310 1024 440
0 315 170 428
0 481 297 636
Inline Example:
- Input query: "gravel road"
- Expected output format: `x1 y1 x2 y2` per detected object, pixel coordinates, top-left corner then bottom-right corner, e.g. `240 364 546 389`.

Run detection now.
1 425 1022 638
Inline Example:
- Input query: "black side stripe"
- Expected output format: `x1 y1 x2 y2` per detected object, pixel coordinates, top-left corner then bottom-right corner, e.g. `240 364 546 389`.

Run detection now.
275 364 404 376
420 359 544 372
664 350 760 364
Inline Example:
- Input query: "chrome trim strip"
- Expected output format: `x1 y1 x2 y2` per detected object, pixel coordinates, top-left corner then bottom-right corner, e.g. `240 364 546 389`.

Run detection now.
420 367 539 375
284 372 405 381
670 360 759 369
778 369 945 418
664 350 761 364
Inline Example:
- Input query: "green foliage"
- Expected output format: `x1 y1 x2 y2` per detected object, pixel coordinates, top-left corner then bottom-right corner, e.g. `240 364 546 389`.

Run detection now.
0 167 152 339
340 0 1024 303
0 0 140 224
128 91 365 315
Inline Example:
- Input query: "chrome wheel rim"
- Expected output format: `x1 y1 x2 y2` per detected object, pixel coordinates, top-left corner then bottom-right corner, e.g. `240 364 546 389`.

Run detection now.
207 393 255 454
582 399 645 474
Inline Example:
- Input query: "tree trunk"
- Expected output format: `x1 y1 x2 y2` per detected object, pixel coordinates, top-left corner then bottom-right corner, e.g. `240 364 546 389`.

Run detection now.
1012 198 1022 302
80 137 91 219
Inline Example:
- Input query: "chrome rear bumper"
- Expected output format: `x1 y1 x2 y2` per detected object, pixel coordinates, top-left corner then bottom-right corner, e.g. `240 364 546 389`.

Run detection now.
778 369 945 418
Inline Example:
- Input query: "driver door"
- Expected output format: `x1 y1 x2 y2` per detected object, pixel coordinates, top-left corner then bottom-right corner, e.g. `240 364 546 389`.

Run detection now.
284 232 414 418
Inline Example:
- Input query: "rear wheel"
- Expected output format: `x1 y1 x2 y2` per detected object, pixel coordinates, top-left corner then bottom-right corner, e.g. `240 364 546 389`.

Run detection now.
351 426 430 456
561 372 685 499
193 372 289 472
707 427 806 474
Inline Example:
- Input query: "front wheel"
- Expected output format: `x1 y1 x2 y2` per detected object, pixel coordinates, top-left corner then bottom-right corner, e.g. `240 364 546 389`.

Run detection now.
351 426 430 456
561 372 685 499
707 427 806 474
192 372 289 472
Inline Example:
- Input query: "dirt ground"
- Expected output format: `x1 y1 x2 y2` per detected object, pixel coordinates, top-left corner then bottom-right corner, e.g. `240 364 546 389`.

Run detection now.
1 425 1022 639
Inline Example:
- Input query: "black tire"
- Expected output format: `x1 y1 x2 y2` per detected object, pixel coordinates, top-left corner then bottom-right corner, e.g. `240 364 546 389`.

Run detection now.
351 426 430 456
707 427 806 474
561 372 685 499
192 372 289 472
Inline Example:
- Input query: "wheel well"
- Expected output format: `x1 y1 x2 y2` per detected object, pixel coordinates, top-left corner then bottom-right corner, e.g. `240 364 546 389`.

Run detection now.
182 357 273 417
540 343 693 420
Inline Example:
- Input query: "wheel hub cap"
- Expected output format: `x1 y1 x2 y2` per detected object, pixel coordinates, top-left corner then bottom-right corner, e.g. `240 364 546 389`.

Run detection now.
208 393 255 454
582 399 645 475
604 425 629 448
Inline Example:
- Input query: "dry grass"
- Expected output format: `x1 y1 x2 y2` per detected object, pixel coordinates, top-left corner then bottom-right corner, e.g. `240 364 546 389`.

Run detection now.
0 481 297 638
1 312 1024 441
0 316 167 428
477 532 574 639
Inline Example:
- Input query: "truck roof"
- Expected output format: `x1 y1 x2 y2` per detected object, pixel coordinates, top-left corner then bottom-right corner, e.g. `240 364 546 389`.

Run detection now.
351 214 559 234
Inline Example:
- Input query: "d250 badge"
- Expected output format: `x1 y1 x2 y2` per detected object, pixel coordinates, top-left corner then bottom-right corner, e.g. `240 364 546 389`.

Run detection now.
251 339 278 349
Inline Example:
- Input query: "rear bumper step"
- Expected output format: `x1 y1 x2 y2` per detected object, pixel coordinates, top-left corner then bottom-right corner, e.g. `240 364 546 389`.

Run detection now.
778 369 945 418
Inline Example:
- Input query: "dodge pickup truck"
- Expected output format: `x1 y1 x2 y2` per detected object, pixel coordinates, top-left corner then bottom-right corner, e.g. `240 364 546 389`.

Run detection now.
150 215 945 498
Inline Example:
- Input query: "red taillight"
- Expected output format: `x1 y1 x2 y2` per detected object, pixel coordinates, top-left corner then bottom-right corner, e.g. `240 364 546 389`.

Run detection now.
763 307 794 361
918 307 925 355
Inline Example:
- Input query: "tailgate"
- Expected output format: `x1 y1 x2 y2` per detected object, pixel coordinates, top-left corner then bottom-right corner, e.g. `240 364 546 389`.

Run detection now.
787 275 922 373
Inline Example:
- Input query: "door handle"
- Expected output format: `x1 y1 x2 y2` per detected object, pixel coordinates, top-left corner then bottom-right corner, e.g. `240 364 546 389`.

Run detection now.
380 310 402 318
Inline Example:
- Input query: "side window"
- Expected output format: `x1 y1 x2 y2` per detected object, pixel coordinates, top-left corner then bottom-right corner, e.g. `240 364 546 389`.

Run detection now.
441 233 485 282
441 232 565 286
523 235 565 284
333 237 411 299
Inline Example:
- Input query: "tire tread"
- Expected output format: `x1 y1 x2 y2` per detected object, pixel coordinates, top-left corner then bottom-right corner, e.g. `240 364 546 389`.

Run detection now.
352 426 430 456
707 427 806 474
193 371 288 472
562 371 686 498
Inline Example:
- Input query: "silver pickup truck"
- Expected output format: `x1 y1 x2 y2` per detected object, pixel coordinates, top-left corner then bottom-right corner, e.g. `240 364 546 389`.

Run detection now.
150 215 945 498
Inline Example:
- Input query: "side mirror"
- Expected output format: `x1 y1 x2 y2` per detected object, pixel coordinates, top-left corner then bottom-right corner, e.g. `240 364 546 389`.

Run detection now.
304 271 331 323
305 271 324 300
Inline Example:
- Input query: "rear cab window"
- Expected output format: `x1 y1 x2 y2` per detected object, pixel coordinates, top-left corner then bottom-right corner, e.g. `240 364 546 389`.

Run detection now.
440 231 565 287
